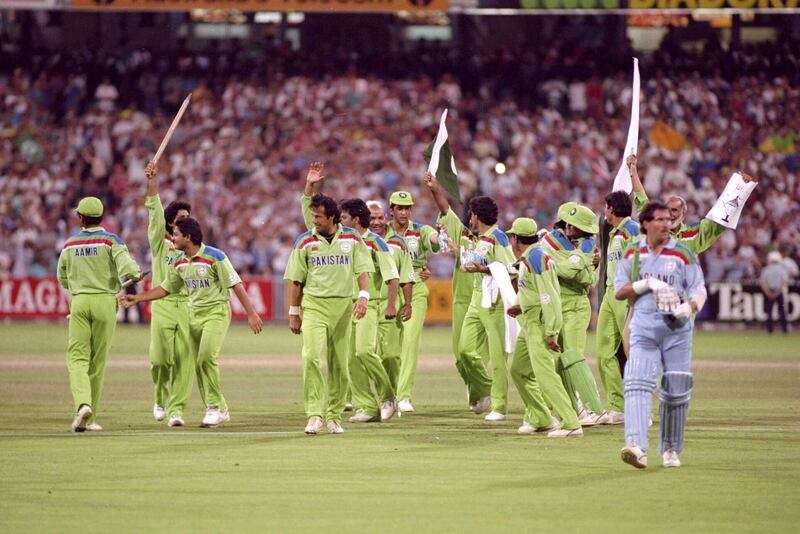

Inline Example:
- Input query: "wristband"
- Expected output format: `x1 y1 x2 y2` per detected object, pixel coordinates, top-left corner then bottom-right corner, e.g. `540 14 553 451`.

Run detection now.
358 290 370 301
288 305 301 316
632 279 649 295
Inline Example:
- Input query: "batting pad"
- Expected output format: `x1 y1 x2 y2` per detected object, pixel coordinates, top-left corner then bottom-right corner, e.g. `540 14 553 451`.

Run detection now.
659 372 693 454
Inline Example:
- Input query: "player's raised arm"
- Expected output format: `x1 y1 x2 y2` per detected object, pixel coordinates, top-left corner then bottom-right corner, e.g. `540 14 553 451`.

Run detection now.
300 162 326 231
627 153 649 215
424 171 450 216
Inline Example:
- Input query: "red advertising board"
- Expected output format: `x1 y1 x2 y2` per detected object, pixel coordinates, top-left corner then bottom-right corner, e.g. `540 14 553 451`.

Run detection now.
0 278 273 320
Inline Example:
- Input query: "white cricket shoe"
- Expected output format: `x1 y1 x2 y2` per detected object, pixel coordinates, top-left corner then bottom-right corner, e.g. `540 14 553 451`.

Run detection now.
518 417 561 434
86 423 103 431
599 411 624 425
71 405 92 432
343 403 354 412
484 411 506 422
326 420 345 434
379 400 396 422
397 400 415 413
304 416 323 435
201 407 229 428
153 404 166 422
621 443 648 469
578 409 604 426
662 449 681 468
349 410 379 423
471 396 491 415
167 416 184 427
547 427 584 438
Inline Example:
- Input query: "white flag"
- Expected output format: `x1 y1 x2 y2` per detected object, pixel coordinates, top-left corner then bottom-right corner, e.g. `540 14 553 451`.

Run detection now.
428 109 449 176
705 173 758 230
611 58 640 193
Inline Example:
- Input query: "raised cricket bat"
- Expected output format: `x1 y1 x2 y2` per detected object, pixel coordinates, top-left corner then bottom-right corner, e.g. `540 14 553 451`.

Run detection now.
152 94 191 166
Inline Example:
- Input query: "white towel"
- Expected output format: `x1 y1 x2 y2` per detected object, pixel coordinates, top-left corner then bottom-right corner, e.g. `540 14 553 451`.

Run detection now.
486 262 521 353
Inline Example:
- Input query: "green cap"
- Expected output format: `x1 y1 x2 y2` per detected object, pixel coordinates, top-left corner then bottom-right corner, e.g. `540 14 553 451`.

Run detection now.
389 191 414 206
508 217 538 237
560 203 599 234
75 197 104 217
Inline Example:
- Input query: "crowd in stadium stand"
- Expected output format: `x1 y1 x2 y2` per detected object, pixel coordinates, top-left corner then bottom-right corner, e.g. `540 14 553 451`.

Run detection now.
1 39 799 287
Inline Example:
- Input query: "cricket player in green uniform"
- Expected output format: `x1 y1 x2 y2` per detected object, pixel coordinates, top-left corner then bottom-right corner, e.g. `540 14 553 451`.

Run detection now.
121 217 263 428
385 190 440 413
285 193 374 435
595 189 643 423
337 198 403 423
542 203 606 425
425 173 493 414
300 164 411 416
144 161 192 427
367 200 414 390
58 197 142 432
506 218 558 434
506 218 583 438
425 172 513 420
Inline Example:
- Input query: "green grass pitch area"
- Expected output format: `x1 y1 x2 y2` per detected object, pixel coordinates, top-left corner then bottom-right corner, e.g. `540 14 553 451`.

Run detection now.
1 324 798 532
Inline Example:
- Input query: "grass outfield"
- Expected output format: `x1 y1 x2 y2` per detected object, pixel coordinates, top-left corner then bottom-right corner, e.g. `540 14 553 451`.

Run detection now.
1 324 798 532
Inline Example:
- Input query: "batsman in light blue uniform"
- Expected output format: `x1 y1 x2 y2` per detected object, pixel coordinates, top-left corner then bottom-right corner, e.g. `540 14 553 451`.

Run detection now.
614 201 707 469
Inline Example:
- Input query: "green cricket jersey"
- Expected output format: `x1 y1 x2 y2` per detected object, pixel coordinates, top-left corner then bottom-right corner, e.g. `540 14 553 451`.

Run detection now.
361 230 399 300
381 233 414 300
604 217 641 290
516 244 563 337
672 220 726 256
57 226 141 294
299 194 393 298
145 194 187 300
459 222 516 306
161 243 241 310
284 225 374 298
437 207 477 304
385 221 439 273
541 229 597 296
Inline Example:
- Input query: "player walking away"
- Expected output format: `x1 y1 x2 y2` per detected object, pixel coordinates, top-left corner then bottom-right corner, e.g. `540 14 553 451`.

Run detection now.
338 198 405 423
367 200 414 389
506 218 583 438
120 217 263 428
426 172 514 421
284 193 374 435
58 197 142 432
760 250 790 334
615 202 707 469
544 202 606 426
385 189 440 413
595 190 641 425
144 161 193 427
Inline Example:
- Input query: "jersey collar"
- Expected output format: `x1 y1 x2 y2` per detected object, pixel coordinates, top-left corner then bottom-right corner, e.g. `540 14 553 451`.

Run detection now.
80 226 105 233
185 243 206 259
478 224 498 238
641 236 678 252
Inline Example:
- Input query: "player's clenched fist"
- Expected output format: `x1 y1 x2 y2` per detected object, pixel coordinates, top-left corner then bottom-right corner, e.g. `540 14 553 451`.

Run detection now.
145 161 157 180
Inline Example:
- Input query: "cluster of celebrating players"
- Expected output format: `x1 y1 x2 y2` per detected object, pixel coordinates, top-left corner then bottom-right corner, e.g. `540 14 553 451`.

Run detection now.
58 153 752 470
